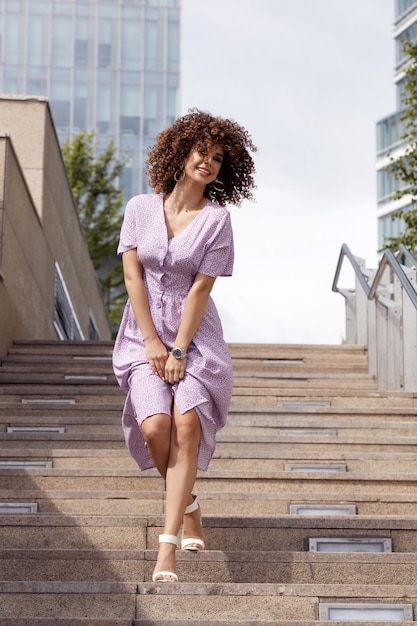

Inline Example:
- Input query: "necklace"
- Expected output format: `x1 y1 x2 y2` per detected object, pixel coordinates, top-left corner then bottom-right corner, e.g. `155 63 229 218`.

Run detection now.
165 194 206 215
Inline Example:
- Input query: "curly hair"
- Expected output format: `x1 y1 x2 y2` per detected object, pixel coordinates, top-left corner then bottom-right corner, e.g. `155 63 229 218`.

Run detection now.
146 108 257 206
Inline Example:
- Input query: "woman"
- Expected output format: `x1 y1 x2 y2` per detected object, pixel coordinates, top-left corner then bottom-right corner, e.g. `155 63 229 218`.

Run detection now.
113 108 256 582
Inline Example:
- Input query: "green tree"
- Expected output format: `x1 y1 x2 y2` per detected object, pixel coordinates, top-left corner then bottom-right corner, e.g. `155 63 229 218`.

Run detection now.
385 39 417 252
62 131 128 332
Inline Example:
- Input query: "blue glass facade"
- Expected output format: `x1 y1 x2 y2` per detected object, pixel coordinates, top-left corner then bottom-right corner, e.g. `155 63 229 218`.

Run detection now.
0 0 180 201
376 0 417 249
376 111 405 156
396 0 417 19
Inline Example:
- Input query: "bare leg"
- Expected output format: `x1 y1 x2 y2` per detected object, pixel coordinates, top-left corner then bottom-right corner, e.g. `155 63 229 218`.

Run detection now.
141 413 171 477
153 402 201 578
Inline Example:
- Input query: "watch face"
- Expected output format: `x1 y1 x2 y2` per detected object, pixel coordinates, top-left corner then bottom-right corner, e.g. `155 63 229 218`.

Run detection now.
172 348 183 359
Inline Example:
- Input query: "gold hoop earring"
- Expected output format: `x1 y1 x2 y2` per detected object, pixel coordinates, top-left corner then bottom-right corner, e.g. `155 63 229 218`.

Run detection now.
174 166 185 182
213 179 225 192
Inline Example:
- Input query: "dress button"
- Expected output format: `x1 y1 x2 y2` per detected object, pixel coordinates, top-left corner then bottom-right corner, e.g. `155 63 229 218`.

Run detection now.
156 302 162 309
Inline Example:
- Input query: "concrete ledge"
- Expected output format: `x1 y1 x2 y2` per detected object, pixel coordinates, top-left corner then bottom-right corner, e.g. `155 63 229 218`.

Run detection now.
0 622 132 626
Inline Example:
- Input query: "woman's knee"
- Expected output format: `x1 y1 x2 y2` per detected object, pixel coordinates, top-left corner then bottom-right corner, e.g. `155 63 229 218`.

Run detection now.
141 413 171 447
173 411 201 449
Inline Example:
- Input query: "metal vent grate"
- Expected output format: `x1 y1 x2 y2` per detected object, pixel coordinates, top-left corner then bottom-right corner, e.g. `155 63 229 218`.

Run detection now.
64 375 107 380
0 461 53 469
7 427 66 434
0 502 39 513
309 537 392 552
290 504 357 516
21 398 75 404
279 429 337 437
73 356 112 361
319 603 413 621
262 359 303 364
285 463 346 472
278 401 331 407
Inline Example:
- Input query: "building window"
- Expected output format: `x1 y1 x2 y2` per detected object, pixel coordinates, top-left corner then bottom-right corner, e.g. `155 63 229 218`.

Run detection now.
167 19 179 72
396 22 417 65
120 115 140 134
144 19 158 71
27 14 46 66
121 83 141 135
378 210 407 249
376 112 405 154
4 12 20 64
88 311 100 340
74 97 87 131
98 43 112 68
50 100 70 131
395 0 417 20
53 263 84 340
51 16 72 68
75 39 88 66
121 20 142 70
27 78 47 95
377 167 403 204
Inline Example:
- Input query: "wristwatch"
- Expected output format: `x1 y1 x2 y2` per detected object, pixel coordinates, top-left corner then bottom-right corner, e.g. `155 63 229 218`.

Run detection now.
171 347 187 360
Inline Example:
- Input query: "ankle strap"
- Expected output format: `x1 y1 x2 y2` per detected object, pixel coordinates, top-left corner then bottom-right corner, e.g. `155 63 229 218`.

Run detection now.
184 496 199 515
159 534 178 546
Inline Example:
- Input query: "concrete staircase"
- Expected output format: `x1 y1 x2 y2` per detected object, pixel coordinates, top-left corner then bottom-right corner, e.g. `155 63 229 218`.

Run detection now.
0 340 417 624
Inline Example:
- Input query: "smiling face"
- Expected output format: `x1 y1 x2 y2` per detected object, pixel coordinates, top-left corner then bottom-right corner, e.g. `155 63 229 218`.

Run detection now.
183 143 224 187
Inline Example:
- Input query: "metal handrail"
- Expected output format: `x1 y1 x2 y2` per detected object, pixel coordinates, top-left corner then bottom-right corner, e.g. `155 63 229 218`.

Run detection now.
368 248 417 309
398 243 417 268
332 243 371 297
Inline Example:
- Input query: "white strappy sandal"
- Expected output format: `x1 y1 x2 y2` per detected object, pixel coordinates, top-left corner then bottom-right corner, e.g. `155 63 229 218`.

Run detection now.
152 534 178 582
181 495 206 551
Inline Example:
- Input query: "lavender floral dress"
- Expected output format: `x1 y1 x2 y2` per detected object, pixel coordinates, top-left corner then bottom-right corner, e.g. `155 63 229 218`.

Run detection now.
112 194 234 471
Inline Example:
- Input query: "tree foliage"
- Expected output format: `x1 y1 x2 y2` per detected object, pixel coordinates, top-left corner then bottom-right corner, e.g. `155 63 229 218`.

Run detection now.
62 131 128 331
385 39 417 252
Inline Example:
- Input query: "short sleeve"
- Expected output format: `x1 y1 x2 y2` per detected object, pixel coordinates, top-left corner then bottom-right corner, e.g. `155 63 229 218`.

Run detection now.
117 197 138 255
198 210 234 277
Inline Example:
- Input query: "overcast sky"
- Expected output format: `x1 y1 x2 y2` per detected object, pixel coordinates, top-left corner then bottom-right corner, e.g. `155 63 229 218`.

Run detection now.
180 0 395 345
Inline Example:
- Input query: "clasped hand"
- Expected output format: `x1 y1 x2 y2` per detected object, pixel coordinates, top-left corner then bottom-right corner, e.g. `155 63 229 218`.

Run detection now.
145 338 186 383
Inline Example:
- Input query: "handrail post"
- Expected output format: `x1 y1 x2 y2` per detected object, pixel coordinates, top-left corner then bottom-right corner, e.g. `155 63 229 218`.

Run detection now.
401 265 417 390
333 244 417 391
367 297 377 378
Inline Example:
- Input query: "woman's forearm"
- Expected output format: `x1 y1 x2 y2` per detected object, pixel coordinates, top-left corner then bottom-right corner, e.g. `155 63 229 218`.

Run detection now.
122 250 159 344
173 273 216 352
124 276 160 343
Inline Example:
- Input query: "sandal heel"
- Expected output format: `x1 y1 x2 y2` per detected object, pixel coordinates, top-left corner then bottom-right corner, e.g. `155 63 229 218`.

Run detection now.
181 495 206 551
152 534 178 582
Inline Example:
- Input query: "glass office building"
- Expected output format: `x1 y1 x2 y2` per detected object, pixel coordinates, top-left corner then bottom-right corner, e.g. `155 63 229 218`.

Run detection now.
376 0 417 249
0 0 180 201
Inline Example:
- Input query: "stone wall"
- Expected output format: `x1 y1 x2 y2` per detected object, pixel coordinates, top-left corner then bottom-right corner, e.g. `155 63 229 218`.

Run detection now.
0 96 111 357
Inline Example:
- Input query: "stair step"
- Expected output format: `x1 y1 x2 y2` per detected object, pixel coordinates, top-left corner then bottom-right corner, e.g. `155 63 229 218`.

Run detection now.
3 549 417 585
4 418 417 438
1 622 413 626
8 581 417 621
0 581 136 620
2 514 417 551
133 622 414 626
134 583 417 622
2 490 417 516
1 492 417 516
0 616 132 626
3 467 417 491
2 445 417 466
1 339 416 622
5 433 417 455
